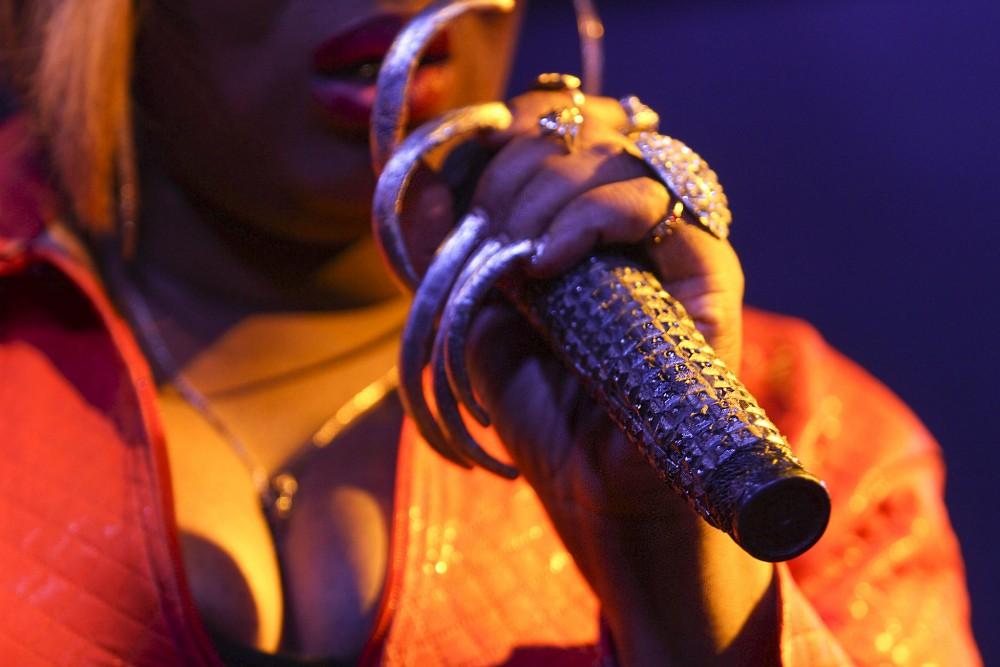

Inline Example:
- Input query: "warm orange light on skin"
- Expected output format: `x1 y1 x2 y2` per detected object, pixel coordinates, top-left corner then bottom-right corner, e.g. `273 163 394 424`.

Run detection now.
160 388 284 650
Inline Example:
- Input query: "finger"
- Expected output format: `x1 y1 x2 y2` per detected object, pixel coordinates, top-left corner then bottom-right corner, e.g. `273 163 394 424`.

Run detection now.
463 299 564 474
646 222 745 369
502 144 649 240
471 135 565 223
483 92 632 146
528 177 671 277
398 162 456 278
646 220 744 290
472 112 639 224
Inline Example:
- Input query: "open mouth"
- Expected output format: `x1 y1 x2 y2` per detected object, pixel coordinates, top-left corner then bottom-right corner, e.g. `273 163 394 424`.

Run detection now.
314 50 450 86
312 14 451 86
309 14 453 132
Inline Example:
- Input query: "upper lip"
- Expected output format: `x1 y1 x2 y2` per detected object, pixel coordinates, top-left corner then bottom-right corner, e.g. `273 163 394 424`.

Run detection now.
312 13 450 80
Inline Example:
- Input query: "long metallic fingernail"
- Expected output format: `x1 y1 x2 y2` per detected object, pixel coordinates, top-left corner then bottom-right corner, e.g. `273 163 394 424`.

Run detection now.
530 236 548 266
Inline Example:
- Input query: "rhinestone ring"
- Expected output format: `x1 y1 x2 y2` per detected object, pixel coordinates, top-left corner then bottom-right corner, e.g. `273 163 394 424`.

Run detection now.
647 201 687 245
618 96 730 240
634 131 732 241
538 106 585 152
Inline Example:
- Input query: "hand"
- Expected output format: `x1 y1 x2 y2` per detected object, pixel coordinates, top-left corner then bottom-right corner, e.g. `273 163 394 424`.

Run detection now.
402 90 777 665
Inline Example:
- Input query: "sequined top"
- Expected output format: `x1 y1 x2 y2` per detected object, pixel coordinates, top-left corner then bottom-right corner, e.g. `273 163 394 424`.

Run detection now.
0 115 982 665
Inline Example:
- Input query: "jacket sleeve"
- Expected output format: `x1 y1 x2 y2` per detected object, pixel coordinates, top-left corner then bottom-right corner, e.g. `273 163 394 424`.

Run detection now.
596 315 981 666
758 316 981 667
778 437 979 665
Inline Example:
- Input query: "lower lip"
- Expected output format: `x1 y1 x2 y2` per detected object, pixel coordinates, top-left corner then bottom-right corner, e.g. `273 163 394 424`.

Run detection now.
310 63 453 133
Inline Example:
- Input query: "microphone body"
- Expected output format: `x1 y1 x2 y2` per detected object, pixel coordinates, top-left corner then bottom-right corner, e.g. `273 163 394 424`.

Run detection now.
508 252 830 562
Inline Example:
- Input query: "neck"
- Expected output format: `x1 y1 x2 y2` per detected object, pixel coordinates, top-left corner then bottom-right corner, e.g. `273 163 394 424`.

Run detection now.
130 154 401 316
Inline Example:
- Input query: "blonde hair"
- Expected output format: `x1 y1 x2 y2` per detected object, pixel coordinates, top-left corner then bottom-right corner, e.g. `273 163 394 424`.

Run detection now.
1 0 137 236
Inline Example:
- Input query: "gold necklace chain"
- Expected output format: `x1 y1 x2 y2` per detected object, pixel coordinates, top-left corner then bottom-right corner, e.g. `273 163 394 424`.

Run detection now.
117 270 399 524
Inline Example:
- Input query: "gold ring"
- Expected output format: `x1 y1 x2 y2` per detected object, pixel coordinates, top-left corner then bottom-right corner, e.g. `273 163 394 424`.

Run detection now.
620 95 661 135
534 72 587 107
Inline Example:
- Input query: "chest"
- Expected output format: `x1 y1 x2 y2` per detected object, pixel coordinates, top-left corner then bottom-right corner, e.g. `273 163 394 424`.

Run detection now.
160 390 402 661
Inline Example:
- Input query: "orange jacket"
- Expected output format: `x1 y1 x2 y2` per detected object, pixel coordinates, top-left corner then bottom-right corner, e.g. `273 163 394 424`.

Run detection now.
0 116 981 665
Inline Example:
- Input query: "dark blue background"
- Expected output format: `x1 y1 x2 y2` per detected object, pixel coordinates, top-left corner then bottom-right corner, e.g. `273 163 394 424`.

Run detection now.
511 0 999 660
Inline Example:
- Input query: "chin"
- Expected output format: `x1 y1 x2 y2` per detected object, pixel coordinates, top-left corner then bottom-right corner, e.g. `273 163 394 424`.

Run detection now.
254 217 371 246
237 183 374 245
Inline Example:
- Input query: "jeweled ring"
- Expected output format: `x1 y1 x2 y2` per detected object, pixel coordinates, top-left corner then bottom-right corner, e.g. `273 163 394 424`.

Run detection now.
534 72 586 107
633 132 732 240
538 106 585 152
647 201 686 245
620 95 660 134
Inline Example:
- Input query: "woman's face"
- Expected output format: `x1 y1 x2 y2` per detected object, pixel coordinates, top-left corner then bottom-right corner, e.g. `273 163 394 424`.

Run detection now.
134 0 522 244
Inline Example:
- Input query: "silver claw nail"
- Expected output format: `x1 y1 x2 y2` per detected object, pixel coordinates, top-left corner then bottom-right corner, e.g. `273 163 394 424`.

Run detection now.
399 212 493 467
434 239 536 478
372 104 512 290
444 239 535 427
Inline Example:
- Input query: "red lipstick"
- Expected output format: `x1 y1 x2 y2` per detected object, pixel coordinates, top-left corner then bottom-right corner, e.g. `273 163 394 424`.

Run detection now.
310 14 452 132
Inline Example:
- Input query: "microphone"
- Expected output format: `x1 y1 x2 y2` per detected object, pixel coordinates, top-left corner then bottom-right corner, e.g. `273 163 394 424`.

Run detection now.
511 252 830 561
370 0 830 562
